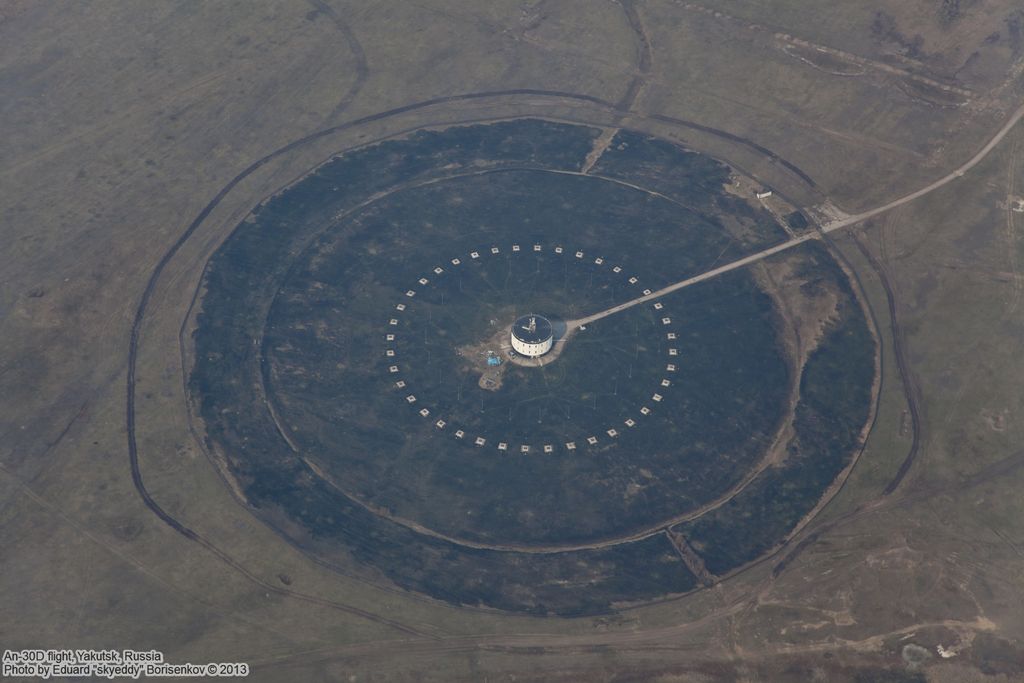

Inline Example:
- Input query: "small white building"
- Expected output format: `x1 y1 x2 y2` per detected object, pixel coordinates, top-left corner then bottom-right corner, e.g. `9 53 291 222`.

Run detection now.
510 314 554 357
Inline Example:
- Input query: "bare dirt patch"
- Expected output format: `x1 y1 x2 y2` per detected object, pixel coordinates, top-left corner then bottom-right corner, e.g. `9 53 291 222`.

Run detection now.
898 77 969 108
750 249 842 468
783 43 868 77
457 316 578 391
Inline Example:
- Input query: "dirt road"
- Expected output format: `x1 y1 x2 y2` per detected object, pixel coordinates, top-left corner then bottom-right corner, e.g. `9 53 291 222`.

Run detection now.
569 98 1024 329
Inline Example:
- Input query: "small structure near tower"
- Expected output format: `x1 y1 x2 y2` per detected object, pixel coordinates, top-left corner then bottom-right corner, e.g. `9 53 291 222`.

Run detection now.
510 314 554 357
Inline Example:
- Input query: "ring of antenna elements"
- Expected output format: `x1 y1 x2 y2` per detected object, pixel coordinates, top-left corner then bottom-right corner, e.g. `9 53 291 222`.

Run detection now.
382 243 681 454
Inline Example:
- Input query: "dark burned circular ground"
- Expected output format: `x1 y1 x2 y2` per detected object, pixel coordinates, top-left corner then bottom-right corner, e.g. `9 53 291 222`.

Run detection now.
190 119 876 615
265 168 788 546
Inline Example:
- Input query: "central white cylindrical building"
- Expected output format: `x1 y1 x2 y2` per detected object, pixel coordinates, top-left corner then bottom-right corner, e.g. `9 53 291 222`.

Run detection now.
511 314 554 357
